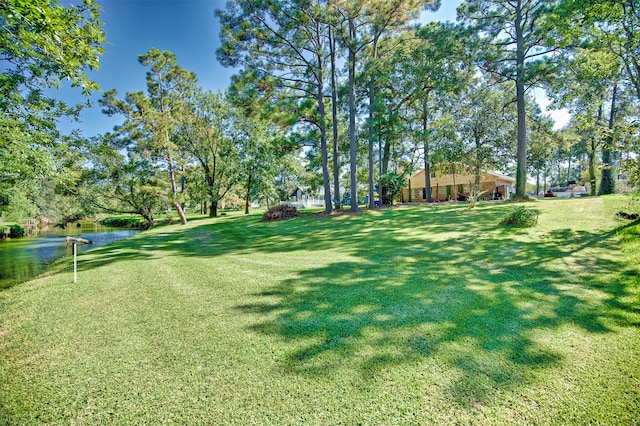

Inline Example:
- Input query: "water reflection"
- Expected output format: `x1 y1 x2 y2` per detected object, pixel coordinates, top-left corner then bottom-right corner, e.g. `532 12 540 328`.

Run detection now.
0 221 139 289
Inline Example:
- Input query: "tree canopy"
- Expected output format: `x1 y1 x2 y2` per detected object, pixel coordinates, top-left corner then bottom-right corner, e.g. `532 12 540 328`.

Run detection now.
0 0 104 222
2 0 639 224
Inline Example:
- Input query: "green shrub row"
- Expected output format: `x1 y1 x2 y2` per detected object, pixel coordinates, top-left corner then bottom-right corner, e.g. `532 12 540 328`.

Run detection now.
0 224 25 238
99 216 147 228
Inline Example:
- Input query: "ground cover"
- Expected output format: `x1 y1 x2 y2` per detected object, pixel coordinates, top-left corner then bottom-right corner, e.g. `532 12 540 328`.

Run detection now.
0 196 638 424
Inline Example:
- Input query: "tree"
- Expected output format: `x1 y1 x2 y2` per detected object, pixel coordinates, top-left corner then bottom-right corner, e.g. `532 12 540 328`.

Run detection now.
100 49 196 225
544 0 640 195
555 0 640 104
454 80 515 198
328 25 342 204
459 0 557 198
225 70 302 212
0 0 104 218
359 1 439 208
217 0 334 214
237 119 282 215
381 22 471 203
330 0 434 211
527 114 557 195
175 90 243 218
82 134 164 227
544 44 621 195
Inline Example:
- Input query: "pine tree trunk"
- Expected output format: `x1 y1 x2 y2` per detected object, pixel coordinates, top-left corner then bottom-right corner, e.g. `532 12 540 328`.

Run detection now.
329 27 340 204
244 168 253 215
514 0 528 198
166 149 187 225
422 97 432 202
348 17 358 213
599 84 617 195
367 38 378 209
317 56 333 215
368 80 376 209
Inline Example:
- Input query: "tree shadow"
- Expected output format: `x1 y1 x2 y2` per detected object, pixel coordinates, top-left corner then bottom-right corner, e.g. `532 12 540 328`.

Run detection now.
68 203 638 407
228 206 639 406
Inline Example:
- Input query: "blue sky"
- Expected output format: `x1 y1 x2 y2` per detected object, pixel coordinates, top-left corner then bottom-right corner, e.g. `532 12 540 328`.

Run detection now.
56 0 462 136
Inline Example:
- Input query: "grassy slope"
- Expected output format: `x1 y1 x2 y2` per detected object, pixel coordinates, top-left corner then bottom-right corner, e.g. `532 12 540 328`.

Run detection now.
0 196 638 424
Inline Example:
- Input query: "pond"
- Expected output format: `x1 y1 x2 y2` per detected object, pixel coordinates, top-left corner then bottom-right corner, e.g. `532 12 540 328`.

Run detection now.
0 220 140 290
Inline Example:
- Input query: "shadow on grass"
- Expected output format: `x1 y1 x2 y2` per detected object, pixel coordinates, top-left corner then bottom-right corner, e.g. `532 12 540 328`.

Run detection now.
72 203 639 406
231 205 636 405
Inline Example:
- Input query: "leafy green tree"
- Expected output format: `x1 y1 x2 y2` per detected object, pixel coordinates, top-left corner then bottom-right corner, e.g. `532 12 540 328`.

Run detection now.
544 45 620 195
552 0 640 104
226 71 302 212
217 0 335 214
454 80 516 196
379 171 406 205
430 108 465 201
527 114 558 194
175 90 243 217
100 49 195 224
545 0 640 195
237 119 282 215
381 22 471 202
0 0 104 219
82 134 164 227
459 0 557 198
598 84 619 195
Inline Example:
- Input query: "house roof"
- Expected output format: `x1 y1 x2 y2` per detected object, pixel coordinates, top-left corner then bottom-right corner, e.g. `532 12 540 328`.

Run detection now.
290 186 306 197
408 170 516 187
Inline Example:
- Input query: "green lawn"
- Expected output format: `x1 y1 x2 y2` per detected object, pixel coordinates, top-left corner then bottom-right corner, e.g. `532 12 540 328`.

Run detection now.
1 196 639 424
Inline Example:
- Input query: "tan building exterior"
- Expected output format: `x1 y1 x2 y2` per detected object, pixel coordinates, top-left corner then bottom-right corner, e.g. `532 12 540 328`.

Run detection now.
402 170 516 202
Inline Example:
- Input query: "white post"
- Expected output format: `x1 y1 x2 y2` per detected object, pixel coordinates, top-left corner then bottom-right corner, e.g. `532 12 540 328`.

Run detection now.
73 242 77 283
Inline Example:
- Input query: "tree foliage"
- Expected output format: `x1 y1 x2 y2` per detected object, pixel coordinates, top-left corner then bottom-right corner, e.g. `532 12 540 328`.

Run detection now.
100 49 197 224
459 0 558 198
0 0 104 220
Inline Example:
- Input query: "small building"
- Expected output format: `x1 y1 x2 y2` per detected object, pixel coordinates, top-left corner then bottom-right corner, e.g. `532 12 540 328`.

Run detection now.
402 171 516 202
290 186 308 203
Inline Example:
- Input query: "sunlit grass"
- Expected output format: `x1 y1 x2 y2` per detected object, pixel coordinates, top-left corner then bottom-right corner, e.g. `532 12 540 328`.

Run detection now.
0 196 638 424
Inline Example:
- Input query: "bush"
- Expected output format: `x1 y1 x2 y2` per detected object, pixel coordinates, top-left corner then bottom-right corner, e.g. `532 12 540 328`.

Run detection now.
9 224 25 238
99 216 148 228
262 204 300 222
500 206 538 228
380 172 406 205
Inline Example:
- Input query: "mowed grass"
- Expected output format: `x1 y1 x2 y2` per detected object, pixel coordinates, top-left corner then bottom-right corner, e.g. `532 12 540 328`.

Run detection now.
0 196 639 424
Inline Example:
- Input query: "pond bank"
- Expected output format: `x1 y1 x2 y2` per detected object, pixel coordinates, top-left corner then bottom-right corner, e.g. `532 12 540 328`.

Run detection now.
0 220 139 289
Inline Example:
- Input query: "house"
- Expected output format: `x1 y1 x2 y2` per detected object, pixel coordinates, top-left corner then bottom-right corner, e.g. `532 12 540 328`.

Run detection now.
290 186 307 203
283 186 323 208
402 170 516 202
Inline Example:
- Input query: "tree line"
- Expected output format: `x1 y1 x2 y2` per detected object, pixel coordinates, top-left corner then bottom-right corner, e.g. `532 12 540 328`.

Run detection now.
1 0 638 227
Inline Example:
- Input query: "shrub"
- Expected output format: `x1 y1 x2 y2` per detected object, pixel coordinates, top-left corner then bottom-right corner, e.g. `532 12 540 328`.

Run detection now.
500 206 538 228
99 216 148 228
380 171 406 205
9 224 25 238
262 204 300 222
